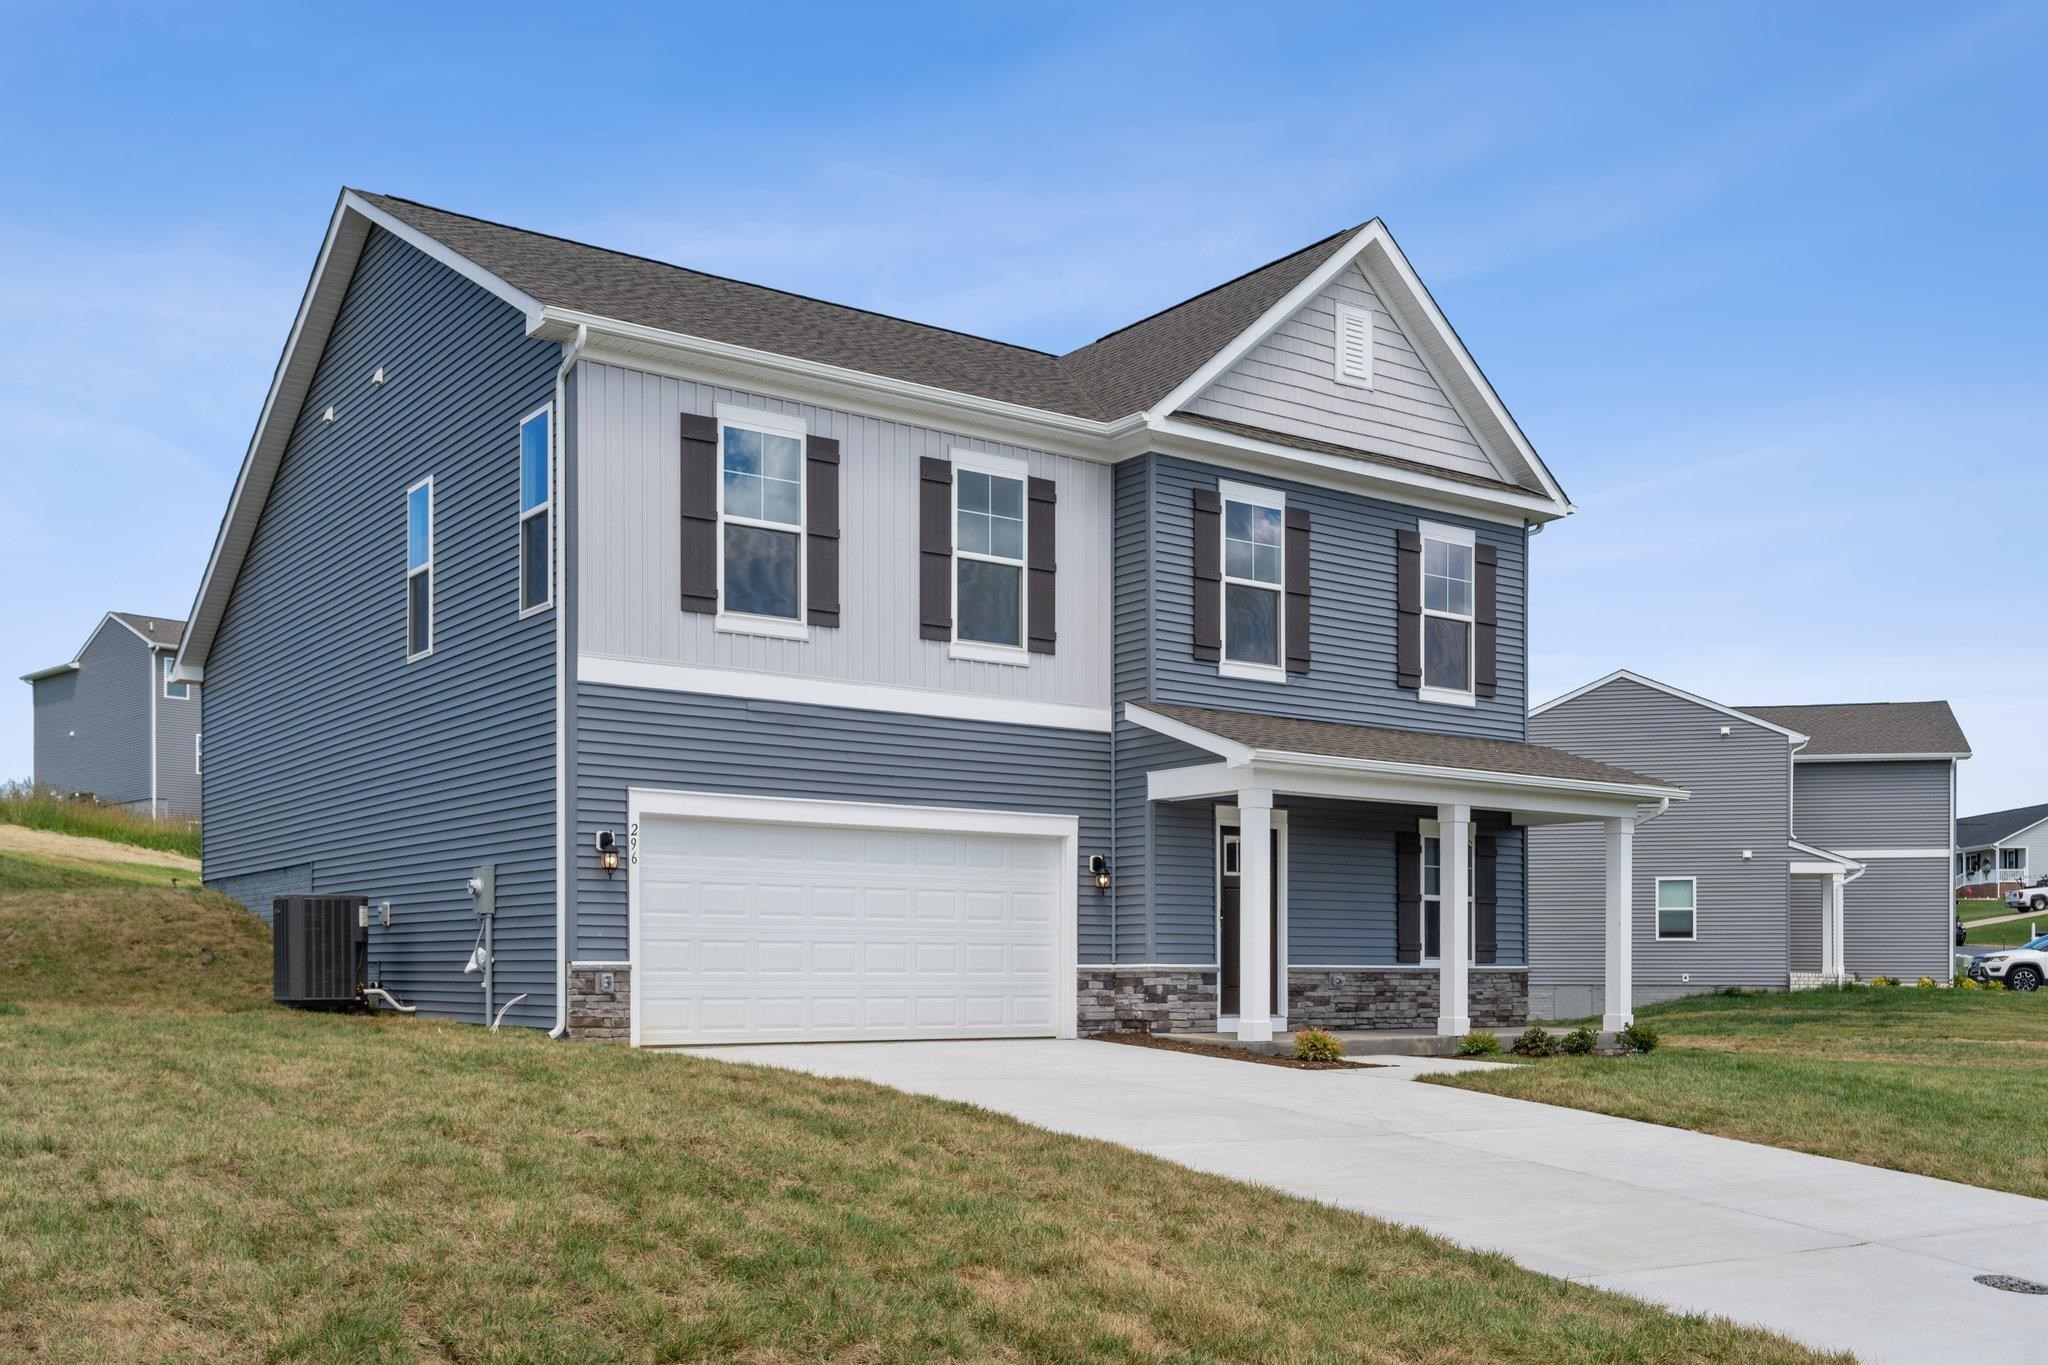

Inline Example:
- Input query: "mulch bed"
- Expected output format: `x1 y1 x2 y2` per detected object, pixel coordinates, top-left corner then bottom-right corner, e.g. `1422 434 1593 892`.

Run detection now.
1094 1030 1383 1070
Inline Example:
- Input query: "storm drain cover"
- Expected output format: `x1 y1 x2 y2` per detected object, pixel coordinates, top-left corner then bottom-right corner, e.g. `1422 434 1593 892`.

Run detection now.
1974 1274 2048 1295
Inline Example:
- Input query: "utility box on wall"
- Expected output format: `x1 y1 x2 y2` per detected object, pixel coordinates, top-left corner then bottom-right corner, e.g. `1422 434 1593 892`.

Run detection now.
272 895 367 1006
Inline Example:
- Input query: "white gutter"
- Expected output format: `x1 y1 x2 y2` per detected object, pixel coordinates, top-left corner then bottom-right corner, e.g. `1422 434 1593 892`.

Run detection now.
550 323 587 1040
1249 748 1687 804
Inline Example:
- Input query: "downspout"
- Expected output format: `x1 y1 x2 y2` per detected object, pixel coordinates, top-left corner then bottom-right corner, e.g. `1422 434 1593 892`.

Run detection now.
550 323 587 1038
148 651 158 818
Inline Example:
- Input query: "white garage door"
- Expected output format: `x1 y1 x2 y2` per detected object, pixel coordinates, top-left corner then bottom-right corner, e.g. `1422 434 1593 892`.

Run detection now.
633 801 1071 1045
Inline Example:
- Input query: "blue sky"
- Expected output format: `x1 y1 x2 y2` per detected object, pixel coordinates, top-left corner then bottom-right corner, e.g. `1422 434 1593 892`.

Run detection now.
2 1 2042 810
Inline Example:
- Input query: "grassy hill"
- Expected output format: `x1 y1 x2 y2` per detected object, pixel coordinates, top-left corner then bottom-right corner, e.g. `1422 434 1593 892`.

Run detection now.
0 782 201 859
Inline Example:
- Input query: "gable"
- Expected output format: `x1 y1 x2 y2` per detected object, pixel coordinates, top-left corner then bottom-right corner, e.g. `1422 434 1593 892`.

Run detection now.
1180 262 1509 485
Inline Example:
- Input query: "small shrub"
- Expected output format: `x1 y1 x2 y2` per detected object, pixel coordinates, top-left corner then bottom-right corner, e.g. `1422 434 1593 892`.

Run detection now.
1915 976 1938 989
1456 1030 1502 1058
1960 977 1981 990
1293 1027 1344 1063
1870 975 1900 988
1560 1025 1597 1055
1617 1021 1660 1053
1511 1025 1559 1057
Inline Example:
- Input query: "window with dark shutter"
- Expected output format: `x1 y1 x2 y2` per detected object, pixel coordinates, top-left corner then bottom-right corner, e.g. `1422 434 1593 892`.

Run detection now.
1027 476 1057 654
678 413 718 614
1475 835 1499 964
805 434 840 627
1474 545 1498 700
1394 529 1421 689
918 456 952 641
1284 507 1311 674
1192 488 1223 661
1395 829 1422 964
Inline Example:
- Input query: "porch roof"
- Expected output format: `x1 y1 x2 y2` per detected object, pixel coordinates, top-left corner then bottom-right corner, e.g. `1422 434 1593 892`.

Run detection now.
1129 702 1685 804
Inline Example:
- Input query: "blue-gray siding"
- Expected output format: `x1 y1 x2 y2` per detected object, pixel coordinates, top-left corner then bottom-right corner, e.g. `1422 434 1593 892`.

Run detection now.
572 684 1113 961
31 621 153 807
1793 761 1954 850
152 652 202 818
1793 759 1954 982
202 227 560 1026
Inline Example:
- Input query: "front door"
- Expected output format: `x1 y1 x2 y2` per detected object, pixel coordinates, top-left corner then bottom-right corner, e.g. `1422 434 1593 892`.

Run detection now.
1219 827 1282 1018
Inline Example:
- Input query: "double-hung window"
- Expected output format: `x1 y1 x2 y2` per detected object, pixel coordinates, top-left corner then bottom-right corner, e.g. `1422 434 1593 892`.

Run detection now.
161 655 191 700
1220 481 1285 680
952 452 1027 659
406 477 434 659
1656 877 1697 941
1418 521 1475 704
1420 830 1476 964
718 410 806 633
518 406 551 613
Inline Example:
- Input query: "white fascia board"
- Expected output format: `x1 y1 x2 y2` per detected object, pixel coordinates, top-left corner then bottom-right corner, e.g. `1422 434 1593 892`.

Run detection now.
1250 749 1687 804
1121 704 1257 763
1789 839 1861 870
1793 751 1974 763
1532 669 1812 743
343 191 545 324
20 661 80 683
26 612 162 683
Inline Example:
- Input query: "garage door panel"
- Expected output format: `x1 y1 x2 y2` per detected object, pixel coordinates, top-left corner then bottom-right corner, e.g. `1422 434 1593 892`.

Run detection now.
635 812 1065 1045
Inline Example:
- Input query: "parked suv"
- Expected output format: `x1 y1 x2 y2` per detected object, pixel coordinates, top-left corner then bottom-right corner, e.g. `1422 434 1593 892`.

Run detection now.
1968 935 2048 991
2003 878 2048 913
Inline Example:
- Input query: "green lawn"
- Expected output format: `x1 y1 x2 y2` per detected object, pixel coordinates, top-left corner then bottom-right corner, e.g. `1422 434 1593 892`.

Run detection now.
0 781 200 858
1959 897 2017 922
0 852 1834 1363
1428 988 2048 1198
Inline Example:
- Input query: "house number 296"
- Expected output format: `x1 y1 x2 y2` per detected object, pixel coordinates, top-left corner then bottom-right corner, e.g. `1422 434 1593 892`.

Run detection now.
628 821 639 866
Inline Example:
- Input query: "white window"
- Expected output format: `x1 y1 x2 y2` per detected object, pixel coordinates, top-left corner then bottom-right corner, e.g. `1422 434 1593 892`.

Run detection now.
518 406 551 613
1420 830 1476 964
951 451 1028 661
1656 877 1697 941
1220 832 1241 877
1418 520 1474 706
1220 480 1285 681
717 407 806 636
161 655 191 701
1333 303 1375 388
194 732 202 775
406 477 434 659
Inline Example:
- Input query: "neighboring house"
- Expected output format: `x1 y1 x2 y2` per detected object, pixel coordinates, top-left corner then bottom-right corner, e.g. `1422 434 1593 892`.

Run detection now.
175 189 1681 1042
1528 672 1968 1016
21 612 201 819
1955 803 2048 897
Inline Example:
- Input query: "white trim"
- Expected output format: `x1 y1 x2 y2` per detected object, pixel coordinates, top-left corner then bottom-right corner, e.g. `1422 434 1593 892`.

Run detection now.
581 654 1110 732
195 731 202 776
404 475 434 661
569 960 633 969
715 612 811 642
148 644 158 816
550 330 584 1038
1332 302 1375 388
1217 478 1285 510
160 653 192 701
1788 839 1861 870
1219 659 1287 683
1531 669 1812 743
949 447 1030 656
1832 848 1952 861
1214 805 1290 1031
22 613 180 684
1795 752 1973 763
517 403 554 617
1077 963 1222 971
948 640 1030 667
1418 686 1477 709
1416 520 1476 705
714 405 809 630
1416 818 1477 966
1654 875 1698 942
625 788 1079 1047
1218 480 1287 677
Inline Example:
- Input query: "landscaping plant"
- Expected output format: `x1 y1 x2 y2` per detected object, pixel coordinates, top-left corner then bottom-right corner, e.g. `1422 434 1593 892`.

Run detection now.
1456 1030 1503 1057
1510 1024 1559 1057
1617 1021 1660 1053
1560 1025 1597 1055
1292 1027 1344 1063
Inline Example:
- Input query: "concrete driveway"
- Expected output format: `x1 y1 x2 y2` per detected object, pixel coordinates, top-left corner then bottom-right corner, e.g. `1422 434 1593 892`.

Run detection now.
685 1039 2048 1363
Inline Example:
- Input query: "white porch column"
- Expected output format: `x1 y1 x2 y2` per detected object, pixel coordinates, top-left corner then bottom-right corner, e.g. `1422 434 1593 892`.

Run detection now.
1827 872 1847 984
1602 815 1635 1033
1437 803 1472 1036
1236 790 1275 1043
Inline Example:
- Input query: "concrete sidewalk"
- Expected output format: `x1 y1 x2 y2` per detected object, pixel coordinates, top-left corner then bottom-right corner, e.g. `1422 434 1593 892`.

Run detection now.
683 1038 2048 1363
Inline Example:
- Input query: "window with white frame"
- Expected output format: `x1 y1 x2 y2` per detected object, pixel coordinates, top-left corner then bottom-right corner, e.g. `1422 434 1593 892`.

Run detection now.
194 732 201 775
1221 481 1285 676
1656 877 1697 940
2001 848 2027 872
406 477 434 659
719 412 806 625
1419 521 1474 701
161 655 191 700
953 454 1027 653
1420 832 1475 963
518 406 551 612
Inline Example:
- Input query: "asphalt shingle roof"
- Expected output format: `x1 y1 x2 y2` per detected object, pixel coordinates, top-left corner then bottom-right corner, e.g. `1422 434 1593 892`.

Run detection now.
111 612 186 648
1957 802 2048 849
1739 701 1970 758
1140 702 1679 791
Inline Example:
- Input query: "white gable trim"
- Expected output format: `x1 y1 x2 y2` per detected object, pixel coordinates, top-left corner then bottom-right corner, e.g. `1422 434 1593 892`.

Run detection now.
21 612 165 683
1532 669 1810 743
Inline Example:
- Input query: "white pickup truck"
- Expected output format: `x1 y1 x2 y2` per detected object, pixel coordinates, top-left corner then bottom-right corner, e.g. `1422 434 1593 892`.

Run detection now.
2005 880 2048 913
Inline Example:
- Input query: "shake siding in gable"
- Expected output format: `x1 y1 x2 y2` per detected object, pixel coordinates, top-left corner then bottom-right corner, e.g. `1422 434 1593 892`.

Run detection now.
1182 262 1506 483
1529 679 1793 1007
202 227 561 1027
32 624 152 807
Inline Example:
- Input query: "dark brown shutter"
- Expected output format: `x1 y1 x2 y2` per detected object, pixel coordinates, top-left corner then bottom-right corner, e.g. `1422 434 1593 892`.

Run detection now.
805 434 840 627
918 457 953 641
1284 506 1311 675
1394 528 1422 689
1474 544 1499 700
1395 830 1422 964
679 413 718 614
1192 488 1222 661
1475 834 1499 964
1027 476 1057 655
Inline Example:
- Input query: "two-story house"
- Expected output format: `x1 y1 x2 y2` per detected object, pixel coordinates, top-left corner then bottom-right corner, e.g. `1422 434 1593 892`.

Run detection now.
175 190 1681 1043
1528 672 1968 1016
22 611 201 819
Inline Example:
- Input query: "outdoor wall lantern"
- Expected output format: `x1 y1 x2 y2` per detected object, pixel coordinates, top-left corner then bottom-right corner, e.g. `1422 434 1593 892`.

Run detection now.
595 829 620 877
1089 854 1111 892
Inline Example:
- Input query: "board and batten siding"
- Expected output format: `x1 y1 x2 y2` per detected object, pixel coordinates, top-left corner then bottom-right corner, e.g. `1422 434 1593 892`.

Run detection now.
202 227 561 1027
574 360 1109 709
152 654 202 818
1529 677 1794 1016
1129 453 1529 738
1792 761 1954 850
31 621 153 807
1182 261 1507 483
572 685 1113 962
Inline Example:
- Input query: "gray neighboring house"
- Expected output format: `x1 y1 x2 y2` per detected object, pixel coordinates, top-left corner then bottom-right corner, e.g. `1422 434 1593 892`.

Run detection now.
22 612 201 819
1955 802 2048 900
1528 672 1968 1016
174 188 1684 1041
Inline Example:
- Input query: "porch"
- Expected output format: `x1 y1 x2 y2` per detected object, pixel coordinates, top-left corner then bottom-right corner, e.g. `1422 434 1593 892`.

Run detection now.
1124 703 1688 1042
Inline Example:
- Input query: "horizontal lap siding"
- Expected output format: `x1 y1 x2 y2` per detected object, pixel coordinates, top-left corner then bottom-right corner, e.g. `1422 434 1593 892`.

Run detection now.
573 686 1111 961
1183 263 1503 482
1789 878 1822 972
1110 722 1214 962
1142 454 1528 738
202 228 560 1027
1845 858 1952 981
33 624 150 805
154 669 201 818
1531 679 1794 993
1793 761 1954 849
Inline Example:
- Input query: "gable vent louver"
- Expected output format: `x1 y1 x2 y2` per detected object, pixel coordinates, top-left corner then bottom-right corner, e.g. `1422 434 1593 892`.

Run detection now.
1334 304 1374 388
